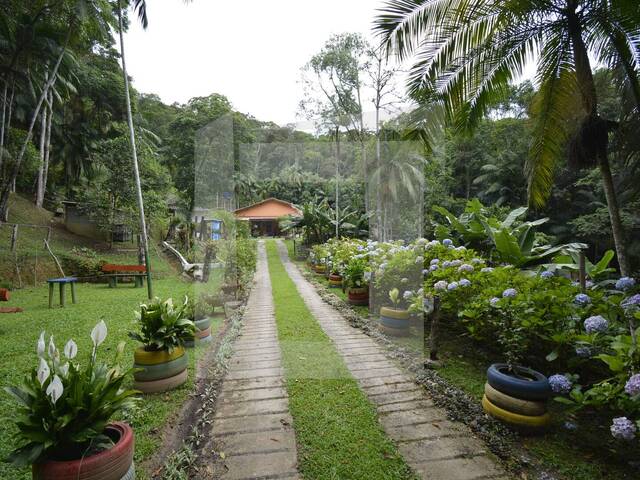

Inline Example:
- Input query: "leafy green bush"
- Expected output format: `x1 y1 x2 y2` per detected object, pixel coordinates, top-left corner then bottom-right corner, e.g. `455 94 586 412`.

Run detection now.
129 298 195 352
59 252 105 278
5 322 137 466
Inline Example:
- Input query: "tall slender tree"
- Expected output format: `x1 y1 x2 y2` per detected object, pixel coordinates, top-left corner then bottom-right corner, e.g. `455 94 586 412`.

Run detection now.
375 0 640 275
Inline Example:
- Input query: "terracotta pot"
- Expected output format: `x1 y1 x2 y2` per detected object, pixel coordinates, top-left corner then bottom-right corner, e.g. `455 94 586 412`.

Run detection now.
328 274 342 288
0 288 9 302
347 287 369 306
32 422 134 480
133 346 187 393
379 306 410 335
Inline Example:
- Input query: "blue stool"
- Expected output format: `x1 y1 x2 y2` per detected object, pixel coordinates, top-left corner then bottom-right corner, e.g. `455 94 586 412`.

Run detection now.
47 277 78 308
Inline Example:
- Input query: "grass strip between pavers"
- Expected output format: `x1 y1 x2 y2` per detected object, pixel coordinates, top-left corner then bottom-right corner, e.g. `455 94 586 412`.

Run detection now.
265 240 416 480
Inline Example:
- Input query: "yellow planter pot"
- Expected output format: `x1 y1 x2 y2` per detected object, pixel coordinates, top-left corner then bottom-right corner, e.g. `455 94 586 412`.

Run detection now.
482 395 551 429
484 383 547 416
134 346 185 366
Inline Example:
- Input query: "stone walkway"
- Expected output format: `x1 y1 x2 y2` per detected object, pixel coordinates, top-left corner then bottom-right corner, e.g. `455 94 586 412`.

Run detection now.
276 240 509 480
212 242 299 480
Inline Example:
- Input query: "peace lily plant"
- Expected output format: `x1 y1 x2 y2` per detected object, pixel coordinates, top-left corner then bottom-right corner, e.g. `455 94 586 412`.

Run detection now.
5 321 137 466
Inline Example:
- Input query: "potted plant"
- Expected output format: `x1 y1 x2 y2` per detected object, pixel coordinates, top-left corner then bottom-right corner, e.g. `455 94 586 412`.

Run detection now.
190 295 214 344
482 289 551 431
343 256 370 306
5 322 138 479
129 297 195 394
380 288 410 336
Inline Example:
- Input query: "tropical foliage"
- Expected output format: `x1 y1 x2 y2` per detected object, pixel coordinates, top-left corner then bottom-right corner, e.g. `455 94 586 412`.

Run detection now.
129 297 195 352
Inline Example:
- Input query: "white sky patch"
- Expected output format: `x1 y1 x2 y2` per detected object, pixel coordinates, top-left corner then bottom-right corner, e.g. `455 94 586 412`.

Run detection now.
123 0 384 126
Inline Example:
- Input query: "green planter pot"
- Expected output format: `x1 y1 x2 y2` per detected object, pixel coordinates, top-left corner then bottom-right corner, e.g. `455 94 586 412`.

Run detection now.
133 346 188 393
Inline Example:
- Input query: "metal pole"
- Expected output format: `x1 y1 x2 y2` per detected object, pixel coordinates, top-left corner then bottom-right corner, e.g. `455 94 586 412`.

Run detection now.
335 126 340 238
117 1 152 299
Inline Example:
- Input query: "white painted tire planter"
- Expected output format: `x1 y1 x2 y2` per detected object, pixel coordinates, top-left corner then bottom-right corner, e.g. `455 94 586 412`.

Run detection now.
133 347 188 394
133 368 188 394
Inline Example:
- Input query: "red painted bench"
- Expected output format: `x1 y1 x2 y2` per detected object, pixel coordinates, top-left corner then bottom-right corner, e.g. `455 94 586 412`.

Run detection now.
102 264 146 288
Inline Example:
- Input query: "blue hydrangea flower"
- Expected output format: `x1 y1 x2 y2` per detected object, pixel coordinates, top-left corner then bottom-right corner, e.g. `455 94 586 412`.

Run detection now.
471 258 484 265
549 374 572 394
456 246 466 252
502 288 517 298
459 278 471 287
574 293 591 306
489 297 500 306
611 417 637 441
616 277 636 291
563 421 578 431
422 269 429 277
540 271 554 279
450 260 462 267
584 315 608 334
429 264 439 272
625 374 640 397
575 346 592 358
434 280 447 291
447 282 459 291
481 267 494 273
402 290 413 300
622 294 640 309
442 239 453 246
442 261 451 268
430 258 440 266
458 264 474 273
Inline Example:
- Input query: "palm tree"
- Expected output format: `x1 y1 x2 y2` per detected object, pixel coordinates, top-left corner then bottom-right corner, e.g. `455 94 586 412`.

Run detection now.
375 0 640 275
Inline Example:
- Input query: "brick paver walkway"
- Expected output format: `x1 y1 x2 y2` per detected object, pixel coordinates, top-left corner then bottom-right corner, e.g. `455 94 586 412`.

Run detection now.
212 241 299 480
276 240 509 480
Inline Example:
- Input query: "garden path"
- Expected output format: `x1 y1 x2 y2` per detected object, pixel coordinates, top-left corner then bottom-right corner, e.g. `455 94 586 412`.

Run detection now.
211 242 300 479
275 239 510 480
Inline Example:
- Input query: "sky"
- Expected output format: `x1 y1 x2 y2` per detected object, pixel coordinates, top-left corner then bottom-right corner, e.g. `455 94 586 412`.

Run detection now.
123 0 384 127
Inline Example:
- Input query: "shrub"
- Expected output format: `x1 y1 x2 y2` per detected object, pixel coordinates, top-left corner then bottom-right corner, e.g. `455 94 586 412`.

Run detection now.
129 297 195 352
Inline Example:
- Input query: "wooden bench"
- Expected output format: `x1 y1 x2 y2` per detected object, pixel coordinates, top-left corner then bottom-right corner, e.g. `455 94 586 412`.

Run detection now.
101 264 146 288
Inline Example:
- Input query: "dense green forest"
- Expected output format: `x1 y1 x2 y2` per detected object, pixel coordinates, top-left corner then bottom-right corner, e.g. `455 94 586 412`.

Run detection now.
1 1 638 274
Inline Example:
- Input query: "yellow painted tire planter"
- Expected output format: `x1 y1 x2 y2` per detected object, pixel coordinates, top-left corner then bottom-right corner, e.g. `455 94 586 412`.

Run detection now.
484 383 547 416
134 346 185 365
482 395 551 429
380 306 410 334
314 264 326 274
328 274 343 288
133 346 188 393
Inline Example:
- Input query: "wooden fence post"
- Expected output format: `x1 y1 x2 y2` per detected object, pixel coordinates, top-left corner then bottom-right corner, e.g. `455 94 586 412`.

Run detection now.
579 251 586 293
428 296 441 362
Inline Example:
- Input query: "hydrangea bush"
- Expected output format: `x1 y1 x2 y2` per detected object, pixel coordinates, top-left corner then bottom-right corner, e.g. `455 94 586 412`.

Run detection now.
311 237 640 442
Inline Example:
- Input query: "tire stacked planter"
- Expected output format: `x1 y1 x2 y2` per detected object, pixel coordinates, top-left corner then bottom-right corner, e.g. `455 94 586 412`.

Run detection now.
483 363 551 432
133 346 188 394
32 422 135 480
379 306 410 336
194 317 213 344
0 288 9 301
328 273 342 288
314 264 326 275
347 286 369 306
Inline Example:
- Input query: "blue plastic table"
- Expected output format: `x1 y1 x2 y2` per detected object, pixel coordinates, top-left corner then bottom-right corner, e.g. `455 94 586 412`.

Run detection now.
47 277 78 308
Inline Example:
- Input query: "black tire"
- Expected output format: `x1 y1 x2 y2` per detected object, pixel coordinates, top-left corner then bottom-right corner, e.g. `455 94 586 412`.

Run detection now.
487 363 550 401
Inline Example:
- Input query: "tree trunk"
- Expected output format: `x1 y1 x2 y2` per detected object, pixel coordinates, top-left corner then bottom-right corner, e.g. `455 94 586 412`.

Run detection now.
0 32 68 221
42 90 53 204
599 155 629 275
117 0 153 298
0 80 14 177
36 77 48 208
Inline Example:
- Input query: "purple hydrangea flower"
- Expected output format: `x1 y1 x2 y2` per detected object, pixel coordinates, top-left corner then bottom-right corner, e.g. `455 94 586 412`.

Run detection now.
575 346 592 358
450 260 462 267
447 282 459 291
402 290 413 300
490 297 500 306
434 280 447 291
459 278 471 287
442 261 451 268
430 258 440 266
429 264 439 272
471 258 484 265
584 315 608 334
625 374 640 397
574 293 591 306
442 239 453 247
481 267 494 273
622 294 640 309
456 246 466 252
549 374 572 394
502 288 517 298
540 271 554 279
458 264 474 273
422 269 429 277
611 417 637 441
616 277 636 291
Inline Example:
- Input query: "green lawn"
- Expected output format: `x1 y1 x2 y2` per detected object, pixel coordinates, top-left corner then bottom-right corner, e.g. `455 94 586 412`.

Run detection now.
265 240 416 480
0 275 222 480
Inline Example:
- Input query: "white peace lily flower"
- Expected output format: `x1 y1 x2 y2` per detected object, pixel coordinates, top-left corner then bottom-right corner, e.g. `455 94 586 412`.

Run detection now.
46 375 64 404
48 336 57 358
91 321 108 347
37 358 50 386
59 363 69 377
64 339 78 359
37 331 46 357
